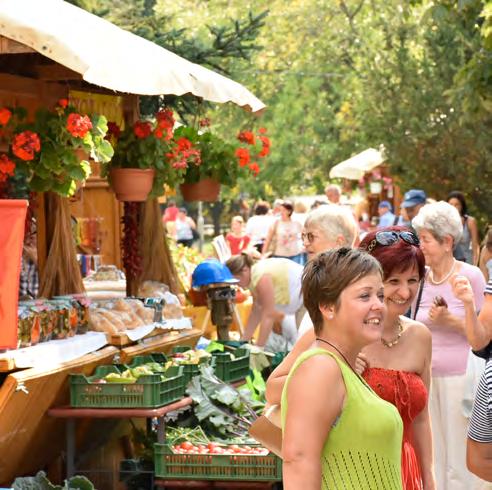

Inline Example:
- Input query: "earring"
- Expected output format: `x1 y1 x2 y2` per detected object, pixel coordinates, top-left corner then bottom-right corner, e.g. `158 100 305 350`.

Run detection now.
328 313 334 319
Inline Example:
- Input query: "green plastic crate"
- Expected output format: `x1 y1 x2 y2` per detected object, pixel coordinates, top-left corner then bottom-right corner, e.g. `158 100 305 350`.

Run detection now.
154 444 282 481
69 362 185 408
211 348 250 383
171 346 210 385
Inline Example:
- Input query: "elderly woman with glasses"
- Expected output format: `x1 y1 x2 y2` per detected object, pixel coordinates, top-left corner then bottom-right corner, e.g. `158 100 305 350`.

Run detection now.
412 201 486 490
266 228 435 489
301 204 359 260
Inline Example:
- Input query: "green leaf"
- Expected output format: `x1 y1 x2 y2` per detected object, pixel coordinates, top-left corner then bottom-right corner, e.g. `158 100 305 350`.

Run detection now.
28 175 52 193
12 471 62 490
68 165 88 181
93 139 114 163
92 114 109 136
65 475 94 490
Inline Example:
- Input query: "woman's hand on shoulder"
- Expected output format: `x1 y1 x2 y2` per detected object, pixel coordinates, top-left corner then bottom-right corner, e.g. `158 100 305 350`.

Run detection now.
355 352 369 375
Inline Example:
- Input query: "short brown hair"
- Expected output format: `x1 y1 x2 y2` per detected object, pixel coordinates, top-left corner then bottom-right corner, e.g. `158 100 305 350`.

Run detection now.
225 253 254 275
302 247 382 335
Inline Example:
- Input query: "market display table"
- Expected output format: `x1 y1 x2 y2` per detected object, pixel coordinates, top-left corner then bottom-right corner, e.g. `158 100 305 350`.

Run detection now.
48 397 193 478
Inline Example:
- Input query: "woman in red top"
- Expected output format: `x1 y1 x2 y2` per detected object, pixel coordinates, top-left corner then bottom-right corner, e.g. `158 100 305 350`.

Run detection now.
225 215 250 255
360 227 435 490
265 226 435 489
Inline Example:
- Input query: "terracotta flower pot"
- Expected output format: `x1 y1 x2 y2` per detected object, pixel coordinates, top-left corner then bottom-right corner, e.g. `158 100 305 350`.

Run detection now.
109 168 155 202
180 178 221 202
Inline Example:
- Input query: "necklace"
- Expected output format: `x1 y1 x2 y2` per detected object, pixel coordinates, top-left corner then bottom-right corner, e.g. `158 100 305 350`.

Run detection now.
316 337 357 375
428 259 457 285
380 319 403 348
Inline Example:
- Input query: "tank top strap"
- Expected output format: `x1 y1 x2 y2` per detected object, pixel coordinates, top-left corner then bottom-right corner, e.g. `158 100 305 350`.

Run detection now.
288 348 372 397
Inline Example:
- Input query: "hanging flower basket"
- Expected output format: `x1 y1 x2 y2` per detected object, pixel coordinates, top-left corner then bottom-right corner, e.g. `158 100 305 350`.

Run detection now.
109 168 155 202
180 178 221 202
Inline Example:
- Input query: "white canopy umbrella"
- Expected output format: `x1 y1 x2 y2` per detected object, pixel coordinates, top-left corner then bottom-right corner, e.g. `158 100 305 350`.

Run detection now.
329 148 386 180
0 0 265 113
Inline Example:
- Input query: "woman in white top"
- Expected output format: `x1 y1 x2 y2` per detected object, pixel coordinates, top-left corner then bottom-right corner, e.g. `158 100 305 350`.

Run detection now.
245 201 274 252
174 208 196 248
226 254 304 351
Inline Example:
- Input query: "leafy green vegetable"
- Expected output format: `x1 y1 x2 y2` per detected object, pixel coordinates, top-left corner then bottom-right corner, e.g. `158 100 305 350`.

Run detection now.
12 471 94 490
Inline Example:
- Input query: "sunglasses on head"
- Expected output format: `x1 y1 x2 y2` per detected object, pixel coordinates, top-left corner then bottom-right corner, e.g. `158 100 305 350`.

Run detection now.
366 230 420 253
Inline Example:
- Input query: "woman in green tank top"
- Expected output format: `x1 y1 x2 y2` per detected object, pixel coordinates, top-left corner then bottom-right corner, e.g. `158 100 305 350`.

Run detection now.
281 248 403 489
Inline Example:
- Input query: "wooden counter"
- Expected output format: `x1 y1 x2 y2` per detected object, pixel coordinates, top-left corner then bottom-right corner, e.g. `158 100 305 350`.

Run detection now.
119 327 203 364
0 346 118 486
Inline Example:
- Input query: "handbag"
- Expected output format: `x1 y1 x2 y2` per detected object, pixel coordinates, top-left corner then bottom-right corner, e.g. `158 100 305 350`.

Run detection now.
411 277 425 320
248 404 283 457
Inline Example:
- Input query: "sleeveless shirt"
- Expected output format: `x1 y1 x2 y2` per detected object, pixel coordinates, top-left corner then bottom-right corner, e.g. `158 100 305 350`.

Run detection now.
281 348 403 489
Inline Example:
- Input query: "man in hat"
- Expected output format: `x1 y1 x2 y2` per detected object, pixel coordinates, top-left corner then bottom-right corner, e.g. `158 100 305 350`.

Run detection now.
377 200 397 229
401 189 427 222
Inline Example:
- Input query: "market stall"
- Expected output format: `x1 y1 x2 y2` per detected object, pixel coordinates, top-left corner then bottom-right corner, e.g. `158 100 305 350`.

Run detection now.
329 147 402 223
0 1 269 487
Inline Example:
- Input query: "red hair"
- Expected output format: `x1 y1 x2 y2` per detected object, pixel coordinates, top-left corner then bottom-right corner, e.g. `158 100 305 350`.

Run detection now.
359 226 426 280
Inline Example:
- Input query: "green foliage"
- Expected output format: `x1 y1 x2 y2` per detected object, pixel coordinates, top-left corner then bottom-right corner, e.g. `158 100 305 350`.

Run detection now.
173 126 245 186
12 471 94 490
68 0 492 225
1 104 112 197
186 365 262 441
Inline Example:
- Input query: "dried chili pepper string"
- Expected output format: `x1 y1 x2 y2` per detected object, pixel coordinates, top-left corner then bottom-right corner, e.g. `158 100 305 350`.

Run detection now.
122 201 143 281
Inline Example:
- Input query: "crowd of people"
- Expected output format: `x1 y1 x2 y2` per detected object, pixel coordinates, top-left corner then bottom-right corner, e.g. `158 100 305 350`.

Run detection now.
184 184 491 490
161 184 492 488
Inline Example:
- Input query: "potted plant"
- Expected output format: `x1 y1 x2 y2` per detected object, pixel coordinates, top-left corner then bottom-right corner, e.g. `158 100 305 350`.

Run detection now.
0 100 113 197
177 121 270 202
104 109 199 201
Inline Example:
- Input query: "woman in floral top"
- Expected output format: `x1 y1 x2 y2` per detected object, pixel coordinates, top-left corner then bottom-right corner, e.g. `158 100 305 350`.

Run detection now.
262 200 303 264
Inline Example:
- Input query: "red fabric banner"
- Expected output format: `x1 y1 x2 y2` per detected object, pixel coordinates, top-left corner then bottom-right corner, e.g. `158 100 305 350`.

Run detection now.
0 200 28 349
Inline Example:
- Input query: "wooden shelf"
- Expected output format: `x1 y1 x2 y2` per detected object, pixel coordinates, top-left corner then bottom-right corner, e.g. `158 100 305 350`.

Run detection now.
105 326 174 347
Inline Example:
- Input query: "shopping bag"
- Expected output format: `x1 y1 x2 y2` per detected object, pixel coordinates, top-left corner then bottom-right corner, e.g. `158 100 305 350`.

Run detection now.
249 404 283 457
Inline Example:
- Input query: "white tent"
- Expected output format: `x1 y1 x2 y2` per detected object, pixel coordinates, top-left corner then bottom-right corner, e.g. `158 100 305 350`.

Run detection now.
329 148 386 180
0 0 265 113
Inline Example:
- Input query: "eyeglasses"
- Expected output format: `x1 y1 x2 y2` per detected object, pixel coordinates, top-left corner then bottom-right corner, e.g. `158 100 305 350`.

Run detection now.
366 231 420 253
301 232 319 243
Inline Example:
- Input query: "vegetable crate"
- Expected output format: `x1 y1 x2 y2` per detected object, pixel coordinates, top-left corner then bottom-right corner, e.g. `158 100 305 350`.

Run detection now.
154 444 282 481
70 362 185 409
171 346 209 385
211 348 250 383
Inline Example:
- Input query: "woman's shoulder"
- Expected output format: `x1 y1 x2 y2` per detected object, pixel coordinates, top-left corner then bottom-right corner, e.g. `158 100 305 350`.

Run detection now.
401 317 431 343
457 261 486 283
291 348 343 379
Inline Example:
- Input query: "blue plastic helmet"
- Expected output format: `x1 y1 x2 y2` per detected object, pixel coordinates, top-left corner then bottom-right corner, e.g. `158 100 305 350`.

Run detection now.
191 259 239 288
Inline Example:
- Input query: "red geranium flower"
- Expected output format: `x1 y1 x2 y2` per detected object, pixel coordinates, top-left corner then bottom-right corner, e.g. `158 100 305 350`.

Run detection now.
237 130 255 145
133 121 152 139
0 107 12 126
0 154 15 181
235 147 250 167
156 109 175 129
66 113 93 138
259 127 267 134
258 136 271 157
176 137 192 151
58 99 69 109
107 122 121 139
12 131 41 161
248 162 260 176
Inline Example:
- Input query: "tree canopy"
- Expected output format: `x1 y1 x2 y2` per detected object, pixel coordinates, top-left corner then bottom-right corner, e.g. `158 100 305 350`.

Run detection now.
70 0 492 226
